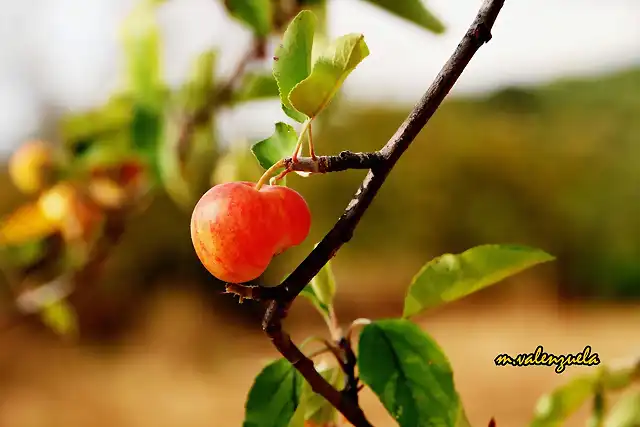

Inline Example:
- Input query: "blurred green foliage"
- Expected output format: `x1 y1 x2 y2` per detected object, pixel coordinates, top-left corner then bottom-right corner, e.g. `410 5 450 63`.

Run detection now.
2 68 638 302
295 67 640 300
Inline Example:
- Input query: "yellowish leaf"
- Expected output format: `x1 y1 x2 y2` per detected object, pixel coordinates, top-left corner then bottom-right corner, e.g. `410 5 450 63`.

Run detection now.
0 203 58 246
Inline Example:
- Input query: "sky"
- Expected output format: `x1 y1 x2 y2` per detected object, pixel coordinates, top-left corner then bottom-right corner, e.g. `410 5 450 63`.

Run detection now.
0 0 638 153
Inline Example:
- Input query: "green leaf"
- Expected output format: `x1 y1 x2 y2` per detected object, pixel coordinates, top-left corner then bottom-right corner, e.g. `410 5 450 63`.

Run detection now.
309 258 336 307
297 363 344 425
181 50 217 113
358 319 461 427
289 33 369 119
251 122 298 170
233 72 281 103
362 0 445 34
604 391 640 427
243 358 304 427
120 0 165 108
180 51 219 196
587 385 605 427
158 51 218 209
60 95 134 145
41 299 78 337
131 105 163 154
224 0 272 37
299 285 331 319
403 244 555 318
211 140 262 185
530 375 598 427
530 361 639 427
456 408 473 427
0 239 47 268
65 131 139 175
601 359 640 389
287 399 306 427
273 10 316 123
158 112 216 209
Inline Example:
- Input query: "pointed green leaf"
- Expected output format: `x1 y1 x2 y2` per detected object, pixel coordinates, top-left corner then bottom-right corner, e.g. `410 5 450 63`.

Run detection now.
530 375 598 427
224 0 273 37
273 10 316 123
362 0 445 34
299 285 331 319
403 244 555 318
233 72 281 103
604 391 640 427
455 408 473 427
309 258 336 307
243 358 304 427
289 33 369 119
530 361 639 427
120 0 165 108
358 319 461 427
299 363 344 425
251 122 298 170
287 398 306 427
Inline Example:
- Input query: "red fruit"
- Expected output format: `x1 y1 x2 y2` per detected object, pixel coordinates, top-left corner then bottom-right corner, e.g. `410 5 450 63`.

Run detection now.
190 181 311 283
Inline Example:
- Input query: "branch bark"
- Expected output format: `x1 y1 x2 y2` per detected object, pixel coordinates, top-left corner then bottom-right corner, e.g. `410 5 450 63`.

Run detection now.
261 1 507 426
284 151 384 173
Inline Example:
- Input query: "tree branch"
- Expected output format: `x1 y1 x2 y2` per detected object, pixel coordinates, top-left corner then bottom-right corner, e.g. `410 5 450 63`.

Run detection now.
176 38 266 165
262 304 374 427
260 1 507 426
275 0 502 303
284 151 384 173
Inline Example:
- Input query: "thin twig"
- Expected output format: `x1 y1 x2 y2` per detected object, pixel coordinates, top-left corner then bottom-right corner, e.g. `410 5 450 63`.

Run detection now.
338 337 360 404
260 1 507 426
263 305 373 427
177 38 264 165
286 151 383 173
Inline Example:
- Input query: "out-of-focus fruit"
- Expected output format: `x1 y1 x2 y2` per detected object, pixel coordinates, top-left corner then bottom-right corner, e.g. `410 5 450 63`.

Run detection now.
8 140 56 195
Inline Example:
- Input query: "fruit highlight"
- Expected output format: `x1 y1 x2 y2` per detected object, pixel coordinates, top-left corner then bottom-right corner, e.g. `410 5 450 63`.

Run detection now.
190 181 311 283
9 140 56 195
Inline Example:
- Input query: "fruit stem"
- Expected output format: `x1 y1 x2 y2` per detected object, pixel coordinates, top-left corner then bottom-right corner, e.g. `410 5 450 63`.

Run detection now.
255 159 285 191
307 121 316 160
269 166 292 185
291 118 312 162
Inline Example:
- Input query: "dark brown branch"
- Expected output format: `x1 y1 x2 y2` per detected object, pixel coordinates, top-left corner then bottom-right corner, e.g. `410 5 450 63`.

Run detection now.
263 306 373 427
284 151 384 173
273 0 504 303
260 1 507 426
338 337 360 404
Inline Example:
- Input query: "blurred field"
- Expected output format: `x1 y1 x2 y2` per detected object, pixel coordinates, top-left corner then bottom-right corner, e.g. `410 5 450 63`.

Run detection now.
0 279 639 427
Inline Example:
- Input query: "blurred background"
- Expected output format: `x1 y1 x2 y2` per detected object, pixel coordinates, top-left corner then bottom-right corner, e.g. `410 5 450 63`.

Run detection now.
0 0 639 426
